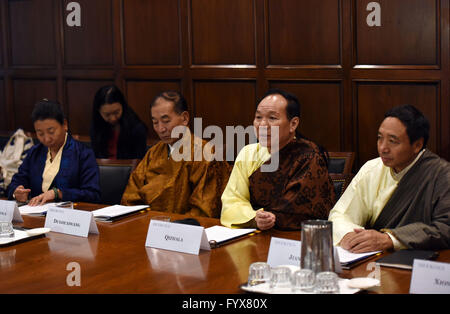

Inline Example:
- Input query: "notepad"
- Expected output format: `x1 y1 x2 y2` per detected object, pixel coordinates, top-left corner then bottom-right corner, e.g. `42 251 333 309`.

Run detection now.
19 202 60 216
375 250 439 270
0 228 47 247
205 226 257 247
337 247 382 269
92 205 149 222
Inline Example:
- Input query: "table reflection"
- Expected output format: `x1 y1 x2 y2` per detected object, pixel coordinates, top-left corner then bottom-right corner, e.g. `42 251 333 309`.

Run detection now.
146 247 210 279
47 233 99 260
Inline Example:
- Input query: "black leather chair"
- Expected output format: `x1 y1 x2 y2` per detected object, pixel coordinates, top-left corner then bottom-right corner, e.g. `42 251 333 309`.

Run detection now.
330 173 353 201
97 159 140 205
328 152 355 174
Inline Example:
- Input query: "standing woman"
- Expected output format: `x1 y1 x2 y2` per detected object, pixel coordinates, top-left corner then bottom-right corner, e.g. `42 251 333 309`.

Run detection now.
90 85 148 159
7 100 101 205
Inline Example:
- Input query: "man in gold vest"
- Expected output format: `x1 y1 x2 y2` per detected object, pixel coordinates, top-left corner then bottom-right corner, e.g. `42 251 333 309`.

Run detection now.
121 91 230 218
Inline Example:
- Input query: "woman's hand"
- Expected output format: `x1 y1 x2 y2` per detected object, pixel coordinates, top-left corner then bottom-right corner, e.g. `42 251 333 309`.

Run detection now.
13 185 31 203
28 190 56 206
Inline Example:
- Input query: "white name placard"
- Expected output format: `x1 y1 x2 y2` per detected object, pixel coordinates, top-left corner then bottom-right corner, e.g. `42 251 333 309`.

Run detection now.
0 200 23 223
410 259 450 294
267 237 301 267
145 220 210 255
44 207 98 237
266 237 342 273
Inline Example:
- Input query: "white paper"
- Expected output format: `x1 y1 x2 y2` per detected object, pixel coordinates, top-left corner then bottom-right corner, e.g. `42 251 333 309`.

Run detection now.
410 259 450 294
0 200 23 223
44 207 99 237
19 202 60 215
0 229 31 245
92 204 149 220
336 247 381 264
204 225 256 244
145 220 210 255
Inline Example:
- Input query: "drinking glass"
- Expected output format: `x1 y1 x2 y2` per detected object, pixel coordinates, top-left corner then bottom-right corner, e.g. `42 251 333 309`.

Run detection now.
247 262 271 286
291 269 315 293
315 271 340 294
269 266 292 289
0 222 14 238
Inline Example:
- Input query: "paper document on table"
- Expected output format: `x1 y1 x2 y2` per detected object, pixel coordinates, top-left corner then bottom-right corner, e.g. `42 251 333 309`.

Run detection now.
0 229 46 247
337 247 381 265
19 202 59 215
92 205 149 221
205 226 257 247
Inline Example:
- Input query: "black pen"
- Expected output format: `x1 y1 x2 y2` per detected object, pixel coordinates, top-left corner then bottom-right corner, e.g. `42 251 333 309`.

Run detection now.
56 201 72 207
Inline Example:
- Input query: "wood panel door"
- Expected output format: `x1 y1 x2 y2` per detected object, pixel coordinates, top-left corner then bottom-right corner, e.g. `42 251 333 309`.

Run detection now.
8 0 56 66
125 80 182 143
0 0 448 168
356 82 438 164
12 79 58 132
63 0 114 66
123 0 181 66
65 80 114 135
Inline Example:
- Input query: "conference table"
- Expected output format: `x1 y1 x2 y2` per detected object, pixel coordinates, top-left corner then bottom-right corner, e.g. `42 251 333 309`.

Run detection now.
1 202 449 294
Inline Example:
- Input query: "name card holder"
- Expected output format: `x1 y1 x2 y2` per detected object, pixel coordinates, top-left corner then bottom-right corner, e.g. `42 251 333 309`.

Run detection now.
44 207 99 237
410 259 450 294
267 237 301 267
145 220 210 255
266 237 342 273
0 200 23 223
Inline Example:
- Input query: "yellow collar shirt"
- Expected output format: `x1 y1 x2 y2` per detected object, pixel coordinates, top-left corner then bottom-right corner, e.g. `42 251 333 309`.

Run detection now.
41 133 68 193
328 150 425 250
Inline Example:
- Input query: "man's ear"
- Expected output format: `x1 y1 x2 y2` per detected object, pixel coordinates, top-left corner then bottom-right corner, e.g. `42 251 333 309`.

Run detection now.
290 117 299 133
181 111 190 126
413 137 424 154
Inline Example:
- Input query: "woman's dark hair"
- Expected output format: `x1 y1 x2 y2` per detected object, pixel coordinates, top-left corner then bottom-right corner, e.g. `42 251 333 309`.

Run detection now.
261 88 329 165
150 90 188 114
90 85 147 158
384 104 429 149
32 99 65 125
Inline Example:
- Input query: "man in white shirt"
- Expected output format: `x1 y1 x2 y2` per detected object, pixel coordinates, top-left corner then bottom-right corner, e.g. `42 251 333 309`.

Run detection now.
329 104 450 253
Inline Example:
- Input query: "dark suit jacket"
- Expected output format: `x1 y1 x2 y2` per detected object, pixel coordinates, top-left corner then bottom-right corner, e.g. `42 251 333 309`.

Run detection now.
7 134 101 203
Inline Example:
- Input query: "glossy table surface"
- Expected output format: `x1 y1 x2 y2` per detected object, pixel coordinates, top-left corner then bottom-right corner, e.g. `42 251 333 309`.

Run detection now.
1 202 448 294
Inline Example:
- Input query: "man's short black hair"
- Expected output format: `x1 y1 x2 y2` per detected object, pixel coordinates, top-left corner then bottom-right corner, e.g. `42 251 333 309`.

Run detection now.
31 99 65 125
262 88 301 120
384 104 430 149
151 90 188 114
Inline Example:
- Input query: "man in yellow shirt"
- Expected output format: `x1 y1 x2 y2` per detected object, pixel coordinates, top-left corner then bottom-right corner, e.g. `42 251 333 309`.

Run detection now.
329 105 450 253
220 89 335 230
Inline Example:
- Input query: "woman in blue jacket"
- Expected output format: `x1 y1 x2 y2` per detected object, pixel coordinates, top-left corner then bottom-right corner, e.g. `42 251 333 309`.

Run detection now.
7 99 101 205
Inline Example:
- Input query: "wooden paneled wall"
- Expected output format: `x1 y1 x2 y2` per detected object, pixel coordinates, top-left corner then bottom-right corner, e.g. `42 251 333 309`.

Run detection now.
0 0 449 168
